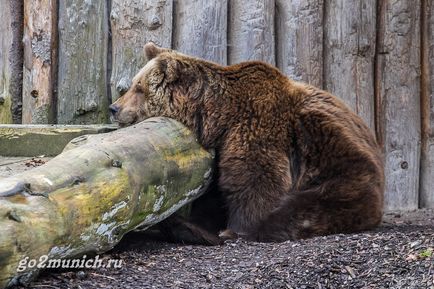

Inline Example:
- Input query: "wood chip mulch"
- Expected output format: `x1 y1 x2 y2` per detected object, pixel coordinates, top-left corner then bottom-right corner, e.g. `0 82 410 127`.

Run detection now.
15 209 434 289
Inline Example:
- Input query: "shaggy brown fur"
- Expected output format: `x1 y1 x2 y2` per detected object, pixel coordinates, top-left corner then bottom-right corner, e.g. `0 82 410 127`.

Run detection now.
110 42 384 243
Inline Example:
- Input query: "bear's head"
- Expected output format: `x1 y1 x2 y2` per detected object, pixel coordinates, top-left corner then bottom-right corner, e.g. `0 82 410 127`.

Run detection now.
109 42 208 128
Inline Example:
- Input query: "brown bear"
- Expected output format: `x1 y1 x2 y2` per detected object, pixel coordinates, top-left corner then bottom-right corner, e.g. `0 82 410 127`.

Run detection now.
110 42 384 243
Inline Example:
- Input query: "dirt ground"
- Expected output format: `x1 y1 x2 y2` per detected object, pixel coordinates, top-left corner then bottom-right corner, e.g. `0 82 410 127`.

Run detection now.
9 209 431 289
2 158 434 289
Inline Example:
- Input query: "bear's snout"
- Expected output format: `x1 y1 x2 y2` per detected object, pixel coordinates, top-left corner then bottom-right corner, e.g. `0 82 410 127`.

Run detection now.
108 102 138 127
109 104 120 116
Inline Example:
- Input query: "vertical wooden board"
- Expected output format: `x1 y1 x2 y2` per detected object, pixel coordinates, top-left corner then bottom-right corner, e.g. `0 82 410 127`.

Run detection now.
275 0 323 87
110 0 173 101
0 1 23 124
173 0 227 64
22 0 57 124
324 0 376 129
0 2 13 124
420 0 434 208
228 0 275 65
377 0 421 211
57 0 109 124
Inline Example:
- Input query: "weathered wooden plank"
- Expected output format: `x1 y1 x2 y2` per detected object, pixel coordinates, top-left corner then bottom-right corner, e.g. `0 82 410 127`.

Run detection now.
275 0 323 87
110 0 173 101
324 0 376 129
420 0 434 208
0 124 116 157
22 0 57 124
57 0 109 124
0 1 23 124
228 0 275 65
173 0 227 64
376 0 421 211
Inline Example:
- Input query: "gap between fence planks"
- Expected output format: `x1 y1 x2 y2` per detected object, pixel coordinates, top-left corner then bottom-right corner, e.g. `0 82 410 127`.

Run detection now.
420 0 434 208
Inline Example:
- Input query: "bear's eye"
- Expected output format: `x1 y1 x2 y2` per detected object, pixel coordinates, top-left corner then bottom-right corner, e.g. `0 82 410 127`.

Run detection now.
135 84 144 94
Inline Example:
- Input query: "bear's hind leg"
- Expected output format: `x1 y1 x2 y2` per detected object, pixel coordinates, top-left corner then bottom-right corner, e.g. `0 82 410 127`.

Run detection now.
251 184 383 242
218 149 292 237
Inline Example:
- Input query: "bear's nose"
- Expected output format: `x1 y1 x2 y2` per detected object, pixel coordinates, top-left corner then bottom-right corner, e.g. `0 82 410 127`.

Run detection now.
109 104 120 115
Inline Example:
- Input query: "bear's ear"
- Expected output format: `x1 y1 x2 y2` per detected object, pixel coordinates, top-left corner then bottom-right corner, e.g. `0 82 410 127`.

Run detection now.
160 58 180 83
144 42 166 61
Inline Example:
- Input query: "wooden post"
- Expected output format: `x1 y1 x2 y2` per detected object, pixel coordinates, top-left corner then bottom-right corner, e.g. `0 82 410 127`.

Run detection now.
173 0 227 64
420 0 434 208
110 0 173 101
324 0 376 129
228 0 275 65
0 1 23 124
376 0 421 211
275 0 323 88
57 0 109 124
22 0 57 124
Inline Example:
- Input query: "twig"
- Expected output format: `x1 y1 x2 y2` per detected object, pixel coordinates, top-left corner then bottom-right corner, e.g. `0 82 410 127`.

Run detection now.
90 272 117 281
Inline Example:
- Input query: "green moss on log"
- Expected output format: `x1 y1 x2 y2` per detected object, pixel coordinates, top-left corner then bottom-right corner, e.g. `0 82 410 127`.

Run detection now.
0 117 212 288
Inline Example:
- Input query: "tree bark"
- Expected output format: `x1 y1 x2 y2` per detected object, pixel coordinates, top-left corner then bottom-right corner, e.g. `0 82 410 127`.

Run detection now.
0 117 212 288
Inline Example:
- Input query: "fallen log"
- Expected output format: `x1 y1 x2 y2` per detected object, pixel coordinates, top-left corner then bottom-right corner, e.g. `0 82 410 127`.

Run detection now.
0 117 213 288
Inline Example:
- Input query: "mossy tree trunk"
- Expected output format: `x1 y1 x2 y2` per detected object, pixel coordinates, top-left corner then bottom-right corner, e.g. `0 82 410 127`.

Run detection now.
0 117 212 288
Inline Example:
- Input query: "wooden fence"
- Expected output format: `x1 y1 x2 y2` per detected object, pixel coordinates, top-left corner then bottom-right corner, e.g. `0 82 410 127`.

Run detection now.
0 0 433 211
